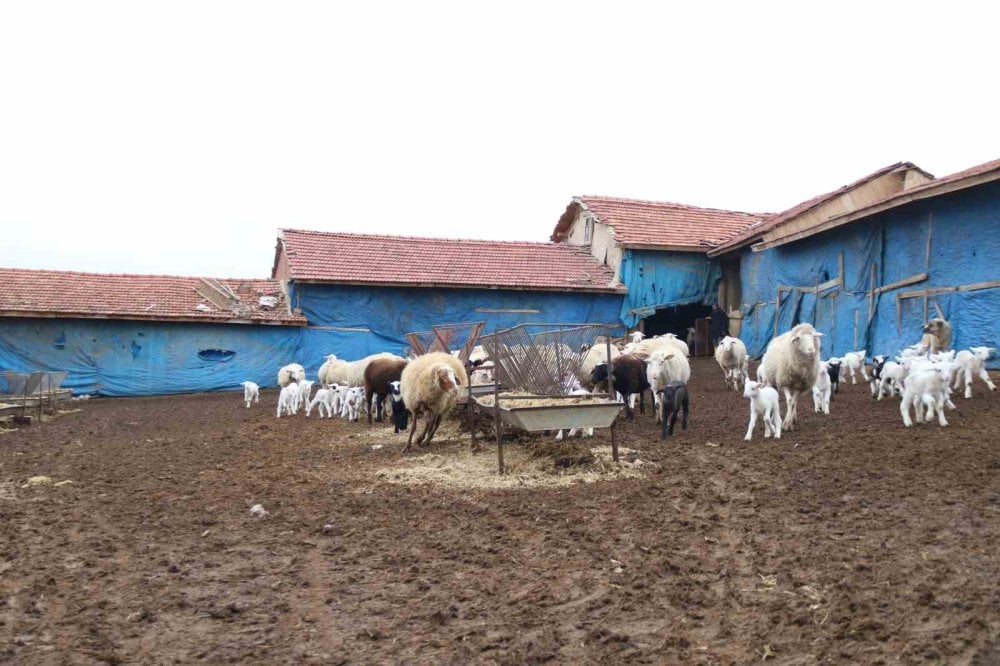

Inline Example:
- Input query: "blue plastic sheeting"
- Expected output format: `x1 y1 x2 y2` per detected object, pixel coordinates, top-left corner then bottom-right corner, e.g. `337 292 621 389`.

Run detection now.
738 180 1000 368
618 250 720 328
0 318 301 397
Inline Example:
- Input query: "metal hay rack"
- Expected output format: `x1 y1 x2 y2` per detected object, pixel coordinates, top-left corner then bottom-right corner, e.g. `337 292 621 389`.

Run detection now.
0 371 72 422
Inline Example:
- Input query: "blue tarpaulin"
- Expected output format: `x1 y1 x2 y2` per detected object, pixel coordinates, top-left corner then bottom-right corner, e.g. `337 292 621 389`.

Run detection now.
737 180 1000 368
618 250 720 328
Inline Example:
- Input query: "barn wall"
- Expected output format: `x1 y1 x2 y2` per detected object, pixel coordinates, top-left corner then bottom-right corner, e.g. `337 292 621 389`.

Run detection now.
618 249 721 328
736 179 1000 367
0 318 302 396
292 283 625 368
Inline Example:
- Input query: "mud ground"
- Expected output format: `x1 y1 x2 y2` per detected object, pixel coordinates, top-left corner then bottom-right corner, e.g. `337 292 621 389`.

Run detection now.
1 358 998 664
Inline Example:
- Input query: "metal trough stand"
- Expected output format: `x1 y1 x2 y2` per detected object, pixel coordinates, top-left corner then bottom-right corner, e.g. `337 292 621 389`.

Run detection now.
474 397 622 432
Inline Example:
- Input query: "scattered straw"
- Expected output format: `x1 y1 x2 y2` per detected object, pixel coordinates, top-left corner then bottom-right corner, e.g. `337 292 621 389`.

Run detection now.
476 392 612 408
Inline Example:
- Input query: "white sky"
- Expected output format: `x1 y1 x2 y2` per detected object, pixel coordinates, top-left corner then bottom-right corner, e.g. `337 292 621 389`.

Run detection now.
1 2 998 278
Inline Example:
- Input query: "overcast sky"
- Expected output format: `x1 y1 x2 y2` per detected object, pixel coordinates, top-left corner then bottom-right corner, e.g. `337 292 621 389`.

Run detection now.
1 2 997 278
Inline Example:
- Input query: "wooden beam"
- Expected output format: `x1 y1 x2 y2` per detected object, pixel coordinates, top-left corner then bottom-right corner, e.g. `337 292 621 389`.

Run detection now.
838 252 845 290
875 272 929 295
868 263 877 320
895 280 1000 300
958 279 1000 292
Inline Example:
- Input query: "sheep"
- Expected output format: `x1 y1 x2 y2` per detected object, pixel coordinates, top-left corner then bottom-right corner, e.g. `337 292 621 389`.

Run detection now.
629 331 645 344
714 335 748 391
743 379 781 441
317 354 341 385
658 333 690 357
363 357 408 423
240 381 259 408
324 352 405 388
400 352 468 452
556 388 595 440
634 335 688 359
756 363 767 383
900 368 950 427
470 365 494 385
812 361 831 414
331 384 351 415
277 363 306 388
276 382 300 418
468 345 488 365
646 350 692 424
868 356 887 397
877 361 906 399
760 323 823 430
840 350 868 384
577 342 621 389
952 346 996 398
296 380 315 412
658 381 689 439
921 318 952 354
306 387 336 418
339 386 365 421
591 354 649 419
826 357 842 394
387 380 409 433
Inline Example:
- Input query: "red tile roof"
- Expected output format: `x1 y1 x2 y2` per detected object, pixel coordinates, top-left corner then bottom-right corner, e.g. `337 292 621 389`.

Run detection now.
710 162 934 255
0 268 305 324
276 229 624 293
552 196 768 250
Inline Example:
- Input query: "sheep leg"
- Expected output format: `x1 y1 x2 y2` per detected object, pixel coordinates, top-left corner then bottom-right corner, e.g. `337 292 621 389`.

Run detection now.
744 409 757 442
639 390 646 416
772 410 782 439
423 414 443 445
555 429 565 441
782 388 797 430
660 409 669 440
822 388 830 415
667 407 679 435
681 399 689 430
935 394 949 426
978 367 996 393
900 395 913 427
763 407 772 438
404 410 423 452
861 366 869 381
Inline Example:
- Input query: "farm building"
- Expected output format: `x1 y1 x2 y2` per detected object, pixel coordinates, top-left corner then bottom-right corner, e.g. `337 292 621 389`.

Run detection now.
552 157 1000 366
0 269 305 396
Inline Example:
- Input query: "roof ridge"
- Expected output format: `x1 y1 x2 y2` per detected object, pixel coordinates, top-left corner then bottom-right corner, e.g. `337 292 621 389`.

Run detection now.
575 195 768 218
0 266 279 283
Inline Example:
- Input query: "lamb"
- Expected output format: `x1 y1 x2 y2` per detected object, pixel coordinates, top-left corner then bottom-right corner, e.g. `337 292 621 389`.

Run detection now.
556 388 595 440
952 346 996 398
812 361 831 415
759 323 823 430
714 335 748 391
296 380 315 412
840 350 868 384
364 356 408 423
387 380 409 433
240 381 259 408
629 331 645 344
577 342 621 389
323 352 405 388
317 354 341 385
339 386 365 421
400 352 468 452
921 318 952 354
826 357 842 394
591 354 650 419
900 368 949 427
743 379 781 441
646 350 692 424
877 361 906 399
306 387 336 418
277 363 306 387
276 382 300 418
868 355 887 397
658 381 689 439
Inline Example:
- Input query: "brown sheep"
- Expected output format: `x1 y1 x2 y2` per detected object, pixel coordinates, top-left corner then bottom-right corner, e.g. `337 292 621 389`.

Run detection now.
364 357 408 423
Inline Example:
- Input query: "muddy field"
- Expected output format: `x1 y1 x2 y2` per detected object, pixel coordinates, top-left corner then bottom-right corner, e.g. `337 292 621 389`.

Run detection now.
1 358 998 664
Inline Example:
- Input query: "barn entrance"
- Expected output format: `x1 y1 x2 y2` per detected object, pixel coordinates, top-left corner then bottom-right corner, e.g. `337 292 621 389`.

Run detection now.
640 303 713 355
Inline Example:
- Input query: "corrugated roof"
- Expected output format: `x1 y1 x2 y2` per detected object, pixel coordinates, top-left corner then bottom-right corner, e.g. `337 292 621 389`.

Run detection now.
276 229 624 293
551 196 768 250
0 268 305 324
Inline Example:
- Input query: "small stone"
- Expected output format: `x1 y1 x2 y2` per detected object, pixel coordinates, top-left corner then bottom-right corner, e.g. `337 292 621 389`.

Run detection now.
249 504 268 518
322 524 334 533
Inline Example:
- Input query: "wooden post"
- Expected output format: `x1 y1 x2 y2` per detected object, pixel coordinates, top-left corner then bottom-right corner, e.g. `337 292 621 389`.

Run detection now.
838 251 845 290
773 289 781 336
494 350 504 475
923 291 929 322
606 333 618 463
467 382 476 446
868 263 877 320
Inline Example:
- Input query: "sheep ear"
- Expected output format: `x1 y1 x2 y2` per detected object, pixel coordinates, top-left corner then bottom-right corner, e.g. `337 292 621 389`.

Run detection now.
815 332 825 337
665 353 675 360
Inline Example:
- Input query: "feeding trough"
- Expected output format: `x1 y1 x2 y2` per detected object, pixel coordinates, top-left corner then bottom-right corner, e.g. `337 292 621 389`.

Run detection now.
479 323 623 473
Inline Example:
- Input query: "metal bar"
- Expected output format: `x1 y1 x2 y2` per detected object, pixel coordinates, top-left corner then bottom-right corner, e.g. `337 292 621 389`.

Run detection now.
605 331 618 463
494 348 504 475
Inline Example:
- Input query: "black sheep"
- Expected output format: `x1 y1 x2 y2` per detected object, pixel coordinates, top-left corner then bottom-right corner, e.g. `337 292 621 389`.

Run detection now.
826 358 842 395
658 381 689 439
591 355 650 419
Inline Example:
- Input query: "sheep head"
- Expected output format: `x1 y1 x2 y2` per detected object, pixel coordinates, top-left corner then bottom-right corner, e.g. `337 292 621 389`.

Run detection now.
629 331 645 344
790 324 823 357
590 362 610 385
971 346 995 360
743 379 762 398
434 366 460 394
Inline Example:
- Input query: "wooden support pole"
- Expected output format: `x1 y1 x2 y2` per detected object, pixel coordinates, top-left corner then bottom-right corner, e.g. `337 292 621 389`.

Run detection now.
774 289 781 336
606 333 618 463
494 350 504 475
868 263 877 320
838 251 845 290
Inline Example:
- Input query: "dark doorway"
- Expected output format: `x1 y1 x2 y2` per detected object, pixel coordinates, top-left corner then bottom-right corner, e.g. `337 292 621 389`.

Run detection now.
641 303 712 338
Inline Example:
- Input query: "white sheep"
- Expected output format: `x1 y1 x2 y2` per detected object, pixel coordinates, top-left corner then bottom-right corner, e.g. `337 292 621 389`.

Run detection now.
317 354 340 385
812 361 831 414
714 335 748 391
577 343 621 389
306 387 336 418
634 335 689 359
840 350 868 384
646 350 691 424
952 346 996 398
400 352 468 452
760 323 823 430
743 380 781 441
240 381 259 408
900 368 949 427
276 382 300 418
322 352 405 388
629 331 645 344
877 361 906 399
277 363 306 388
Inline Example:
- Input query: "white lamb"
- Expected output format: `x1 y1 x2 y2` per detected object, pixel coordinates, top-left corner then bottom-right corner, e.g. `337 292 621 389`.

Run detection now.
760 323 823 430
714 335 748 391
277 363 306 388
296 380 315 412
812 361 831 414
646 350 691 424
952 346 996 398
306 387 336 418
276 382 300 417
877 361 906 399
900 368 949 427
556 388 594 439
240 381 259 408
743 380 781 441
339 386 365 421
840 350 868 384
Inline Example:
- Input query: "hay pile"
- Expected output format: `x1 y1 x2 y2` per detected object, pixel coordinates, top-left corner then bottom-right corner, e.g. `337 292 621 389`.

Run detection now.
373 444 653 490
